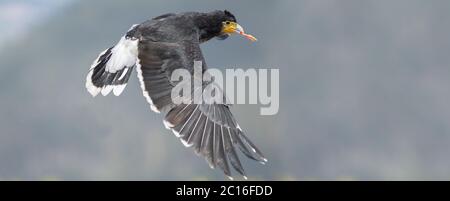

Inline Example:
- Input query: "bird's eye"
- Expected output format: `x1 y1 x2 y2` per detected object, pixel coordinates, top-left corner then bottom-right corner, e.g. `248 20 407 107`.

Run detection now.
225 21 231 25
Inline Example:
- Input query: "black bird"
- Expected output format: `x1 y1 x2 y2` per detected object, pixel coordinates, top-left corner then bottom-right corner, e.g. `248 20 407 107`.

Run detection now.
85 10 266 179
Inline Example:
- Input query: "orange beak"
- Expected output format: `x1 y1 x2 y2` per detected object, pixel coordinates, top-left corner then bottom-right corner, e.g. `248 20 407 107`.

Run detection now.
222 22 258 42
234 24 258 42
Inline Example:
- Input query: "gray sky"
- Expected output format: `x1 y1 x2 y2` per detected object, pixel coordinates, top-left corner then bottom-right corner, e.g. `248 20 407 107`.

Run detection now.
0 0 72 48
1 0 450 180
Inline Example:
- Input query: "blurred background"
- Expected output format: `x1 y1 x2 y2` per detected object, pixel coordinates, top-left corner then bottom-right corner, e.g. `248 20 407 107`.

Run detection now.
1 0 450 180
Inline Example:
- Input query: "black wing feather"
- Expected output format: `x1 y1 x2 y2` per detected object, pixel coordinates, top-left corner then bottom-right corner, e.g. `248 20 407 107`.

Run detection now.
136 35 266 179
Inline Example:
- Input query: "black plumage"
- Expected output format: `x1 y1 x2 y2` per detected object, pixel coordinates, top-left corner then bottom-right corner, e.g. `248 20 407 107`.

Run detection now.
86 10 266 179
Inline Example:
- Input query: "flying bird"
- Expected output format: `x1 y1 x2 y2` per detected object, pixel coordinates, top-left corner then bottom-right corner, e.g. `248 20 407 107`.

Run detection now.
85 10 266 179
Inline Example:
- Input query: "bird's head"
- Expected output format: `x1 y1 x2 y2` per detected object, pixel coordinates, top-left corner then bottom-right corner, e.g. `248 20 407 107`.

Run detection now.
198 10 257 42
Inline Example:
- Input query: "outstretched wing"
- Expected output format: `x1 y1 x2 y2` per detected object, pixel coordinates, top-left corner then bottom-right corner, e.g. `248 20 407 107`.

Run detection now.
136 38 267 179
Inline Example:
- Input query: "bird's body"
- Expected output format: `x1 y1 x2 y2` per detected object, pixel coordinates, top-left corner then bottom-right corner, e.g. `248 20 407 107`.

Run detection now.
85 10 265 179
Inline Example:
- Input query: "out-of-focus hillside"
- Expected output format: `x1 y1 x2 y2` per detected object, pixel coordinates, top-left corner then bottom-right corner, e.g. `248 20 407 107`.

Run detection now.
1 0 450 180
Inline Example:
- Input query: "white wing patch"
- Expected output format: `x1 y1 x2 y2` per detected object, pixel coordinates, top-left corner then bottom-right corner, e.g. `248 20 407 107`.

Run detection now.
85 24 139 97
105 36 138 73
113 84 127 96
